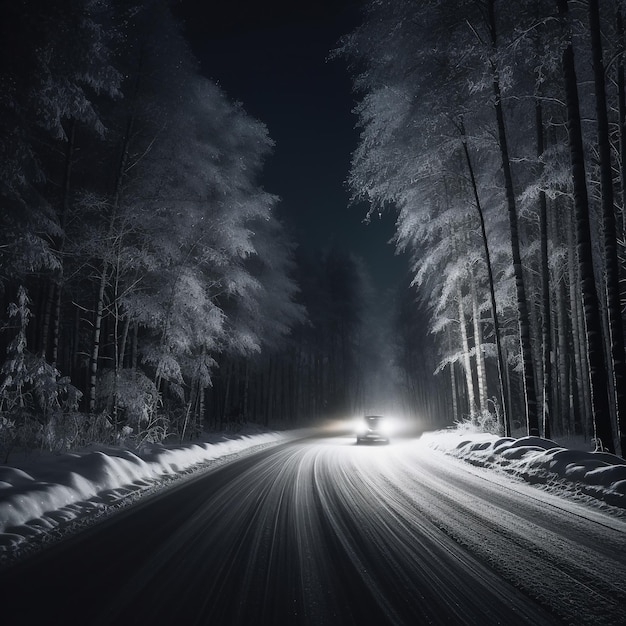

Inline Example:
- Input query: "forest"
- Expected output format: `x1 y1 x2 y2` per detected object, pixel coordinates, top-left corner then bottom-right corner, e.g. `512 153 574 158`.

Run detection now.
341 0 626 455
1 0 625 459
0 0 439 461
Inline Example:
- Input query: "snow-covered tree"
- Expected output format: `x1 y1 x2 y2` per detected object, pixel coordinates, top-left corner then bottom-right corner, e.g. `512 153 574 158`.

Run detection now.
0 0 120 295
0 0 309 446
341 0 626 450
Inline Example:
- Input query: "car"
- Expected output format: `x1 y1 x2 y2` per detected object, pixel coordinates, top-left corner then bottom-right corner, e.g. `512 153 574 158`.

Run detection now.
355 415 391 444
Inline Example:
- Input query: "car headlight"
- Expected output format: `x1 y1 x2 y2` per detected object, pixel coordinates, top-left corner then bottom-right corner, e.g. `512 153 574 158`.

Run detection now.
379 421 392 435
353 418 367 434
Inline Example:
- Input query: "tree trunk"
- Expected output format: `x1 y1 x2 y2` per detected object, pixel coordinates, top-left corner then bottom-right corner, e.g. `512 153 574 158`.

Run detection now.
536 97 553 439
470 276 488 413
118 315 131 370
112 244 122 426
557 0 615 452
71 304 80 380
448 327 459 422
617 7 626 238
39 281 55 360
89 263 109 412
556 272 570 434
552 199 570 433
487 0 539 435
458 288 477 416
459 121 511 434
568 219 591 435
588 0 626 455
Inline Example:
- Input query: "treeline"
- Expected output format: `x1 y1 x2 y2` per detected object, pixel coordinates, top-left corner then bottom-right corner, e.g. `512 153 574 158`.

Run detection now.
341 0 626 454
0 0 314 457
0 0 405 457
207 248 397 428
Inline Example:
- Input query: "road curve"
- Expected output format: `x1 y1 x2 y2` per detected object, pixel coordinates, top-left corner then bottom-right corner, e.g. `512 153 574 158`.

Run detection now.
1 434 625 625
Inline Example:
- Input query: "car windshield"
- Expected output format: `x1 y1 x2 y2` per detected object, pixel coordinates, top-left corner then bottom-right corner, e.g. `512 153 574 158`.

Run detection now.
365 416 383 427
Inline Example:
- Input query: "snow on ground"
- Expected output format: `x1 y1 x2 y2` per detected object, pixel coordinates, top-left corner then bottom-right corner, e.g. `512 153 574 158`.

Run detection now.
421 429 626 512
0 426 304 558
2 424 625 563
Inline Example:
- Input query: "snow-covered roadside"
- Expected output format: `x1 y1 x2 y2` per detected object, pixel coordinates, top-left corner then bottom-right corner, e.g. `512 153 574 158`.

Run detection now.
421 429 626 512
0 426 306 558
3 426 625 565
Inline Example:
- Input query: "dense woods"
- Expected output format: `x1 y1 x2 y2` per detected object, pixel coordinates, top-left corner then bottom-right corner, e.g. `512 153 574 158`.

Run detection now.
0 0 312 457
1 0 417 460
340 0 626 454
3 0 625 459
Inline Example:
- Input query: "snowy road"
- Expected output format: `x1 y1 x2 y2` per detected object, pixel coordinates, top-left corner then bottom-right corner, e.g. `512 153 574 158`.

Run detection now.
2 434 625 625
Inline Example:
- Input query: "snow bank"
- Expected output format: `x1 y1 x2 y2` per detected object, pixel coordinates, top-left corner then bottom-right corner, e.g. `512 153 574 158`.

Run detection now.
422 430 626 509
0 428 299 553
3 426 624 561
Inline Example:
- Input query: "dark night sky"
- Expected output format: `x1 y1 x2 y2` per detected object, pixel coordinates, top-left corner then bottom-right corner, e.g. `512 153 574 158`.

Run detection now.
174 0 406 290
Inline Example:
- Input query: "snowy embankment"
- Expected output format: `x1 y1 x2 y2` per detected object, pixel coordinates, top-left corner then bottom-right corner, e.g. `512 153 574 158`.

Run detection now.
3 427 625 561
0 427 301 555
422 430 626 511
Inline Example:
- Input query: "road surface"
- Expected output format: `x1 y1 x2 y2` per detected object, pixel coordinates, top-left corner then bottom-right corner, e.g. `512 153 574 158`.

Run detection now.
1 434 625 625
